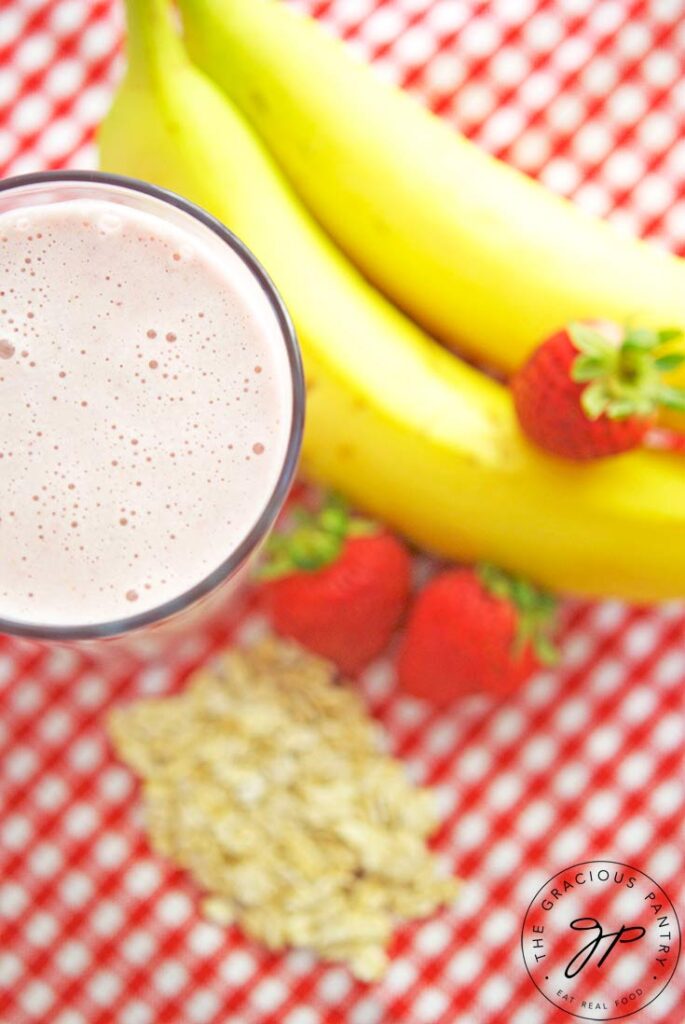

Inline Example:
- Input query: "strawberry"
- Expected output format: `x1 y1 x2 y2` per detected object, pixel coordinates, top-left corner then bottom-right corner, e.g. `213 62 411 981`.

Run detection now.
512 322 685 460
397 565 557 703
259 496 411 675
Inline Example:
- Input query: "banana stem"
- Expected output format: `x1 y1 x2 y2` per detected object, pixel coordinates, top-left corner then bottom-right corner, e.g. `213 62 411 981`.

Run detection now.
123 0 183 82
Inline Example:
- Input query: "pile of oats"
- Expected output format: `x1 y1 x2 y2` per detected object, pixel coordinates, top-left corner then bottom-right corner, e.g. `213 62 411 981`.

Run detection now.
109 636 458 980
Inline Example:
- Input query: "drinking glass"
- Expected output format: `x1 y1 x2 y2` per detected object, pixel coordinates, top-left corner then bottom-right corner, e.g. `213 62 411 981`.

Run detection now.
0 171 304 653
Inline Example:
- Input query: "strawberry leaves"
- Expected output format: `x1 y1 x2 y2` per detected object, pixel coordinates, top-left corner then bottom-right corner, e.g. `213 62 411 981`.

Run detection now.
654 353 685 373
478 563 558 666
655 386 685 412
568 321 685 422
258 494 376 580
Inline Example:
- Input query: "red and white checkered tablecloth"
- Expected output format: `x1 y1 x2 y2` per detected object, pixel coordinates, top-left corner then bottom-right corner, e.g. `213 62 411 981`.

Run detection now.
1 2 684 1023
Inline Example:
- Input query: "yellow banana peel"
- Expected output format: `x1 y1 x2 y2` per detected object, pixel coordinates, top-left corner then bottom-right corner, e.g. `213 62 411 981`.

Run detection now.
99 0 685 602
179 0 685 414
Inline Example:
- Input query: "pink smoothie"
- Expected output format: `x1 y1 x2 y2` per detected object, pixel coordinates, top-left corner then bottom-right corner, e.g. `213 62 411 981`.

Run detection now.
0 198 293 627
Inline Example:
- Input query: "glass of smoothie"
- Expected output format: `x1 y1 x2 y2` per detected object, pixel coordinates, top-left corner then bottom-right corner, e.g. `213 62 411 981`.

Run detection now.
0 171 304 649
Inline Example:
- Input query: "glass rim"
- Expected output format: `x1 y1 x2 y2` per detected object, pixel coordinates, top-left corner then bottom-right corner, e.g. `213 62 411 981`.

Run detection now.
0 169 305 642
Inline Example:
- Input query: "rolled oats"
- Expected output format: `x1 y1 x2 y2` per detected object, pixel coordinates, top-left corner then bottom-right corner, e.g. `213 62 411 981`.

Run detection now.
109 636 458 980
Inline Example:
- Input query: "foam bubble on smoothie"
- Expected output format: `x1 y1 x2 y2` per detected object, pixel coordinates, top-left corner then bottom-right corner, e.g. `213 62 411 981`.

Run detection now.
0 199 292 627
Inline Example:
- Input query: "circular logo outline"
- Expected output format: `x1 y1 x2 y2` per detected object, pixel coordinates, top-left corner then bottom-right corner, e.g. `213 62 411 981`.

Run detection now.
521 860 681 1021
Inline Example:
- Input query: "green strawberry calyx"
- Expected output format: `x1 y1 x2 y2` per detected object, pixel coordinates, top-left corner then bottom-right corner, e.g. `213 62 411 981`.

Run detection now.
568 322 685 422
258 494 377 580
478 564 558 665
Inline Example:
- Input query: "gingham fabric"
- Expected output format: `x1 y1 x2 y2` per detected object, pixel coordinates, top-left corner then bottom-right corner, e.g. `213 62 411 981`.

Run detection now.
0 2 684 1023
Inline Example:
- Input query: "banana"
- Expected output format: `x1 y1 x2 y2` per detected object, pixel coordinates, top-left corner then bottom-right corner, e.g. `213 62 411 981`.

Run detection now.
179 0 685 381
99 0 685 602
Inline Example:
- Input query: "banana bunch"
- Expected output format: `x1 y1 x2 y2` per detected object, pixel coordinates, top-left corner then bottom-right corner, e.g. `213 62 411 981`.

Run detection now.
99 0 685 601
179 0 685 383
